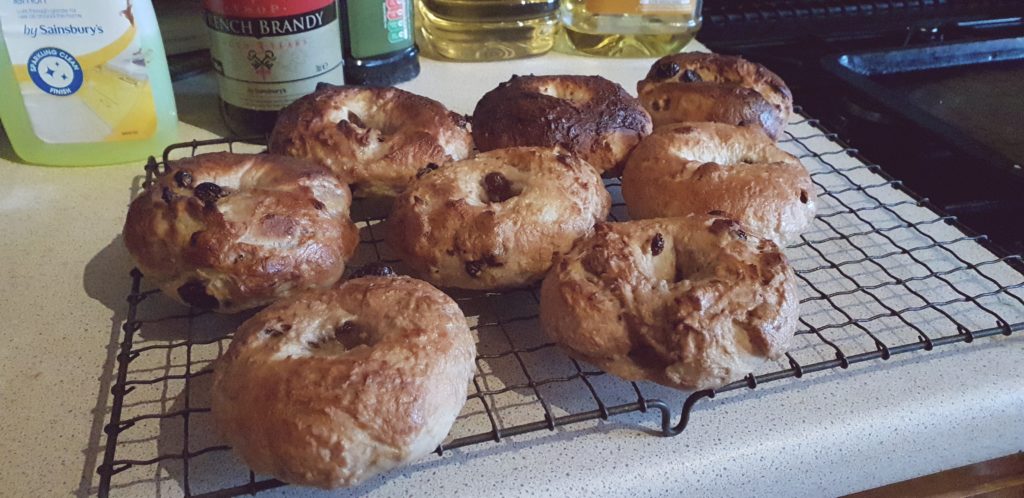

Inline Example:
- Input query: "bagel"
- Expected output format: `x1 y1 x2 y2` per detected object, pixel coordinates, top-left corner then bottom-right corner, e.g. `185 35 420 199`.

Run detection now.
122 152 359 313
637 52 793 140
211 275 476 489
472 75 652 175
540 215 799 390
621 122 816 246
269 84 473 197
387 146 611 290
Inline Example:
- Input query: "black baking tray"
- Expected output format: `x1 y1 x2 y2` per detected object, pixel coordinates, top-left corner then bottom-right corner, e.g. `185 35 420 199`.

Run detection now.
822 37 1024 182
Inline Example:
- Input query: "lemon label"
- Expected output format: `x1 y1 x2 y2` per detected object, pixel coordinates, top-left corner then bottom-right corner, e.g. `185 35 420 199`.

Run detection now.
0 1 159 143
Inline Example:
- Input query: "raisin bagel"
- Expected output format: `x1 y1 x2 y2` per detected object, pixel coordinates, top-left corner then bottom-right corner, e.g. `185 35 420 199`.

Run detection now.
387 147 611 290
637 52 793 140
122 152 359 313
269 84 473 197
472 75 652 175
621 122 817 246
211 275 476 488
540 216 799 390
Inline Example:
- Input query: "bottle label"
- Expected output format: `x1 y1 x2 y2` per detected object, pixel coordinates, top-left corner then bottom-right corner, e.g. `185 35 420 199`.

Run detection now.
0 0 160 144
347 0 413 59
204 0 344 111
585 0 693 15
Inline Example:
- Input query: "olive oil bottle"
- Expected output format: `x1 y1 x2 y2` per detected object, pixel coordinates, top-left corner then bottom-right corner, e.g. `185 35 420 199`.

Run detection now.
416 0 558 61
560 0 702 57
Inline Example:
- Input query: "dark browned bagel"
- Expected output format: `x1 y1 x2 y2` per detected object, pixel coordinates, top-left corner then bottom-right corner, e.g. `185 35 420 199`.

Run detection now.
269 84 473 197
122 152 359 313
637 52 793 140
472 74 652 175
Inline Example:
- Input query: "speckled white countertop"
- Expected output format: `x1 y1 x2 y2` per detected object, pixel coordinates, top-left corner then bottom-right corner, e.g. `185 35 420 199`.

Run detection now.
1 45 1023 498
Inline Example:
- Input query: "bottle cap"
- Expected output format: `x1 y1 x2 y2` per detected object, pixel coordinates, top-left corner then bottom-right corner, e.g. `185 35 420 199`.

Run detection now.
344 45 421 86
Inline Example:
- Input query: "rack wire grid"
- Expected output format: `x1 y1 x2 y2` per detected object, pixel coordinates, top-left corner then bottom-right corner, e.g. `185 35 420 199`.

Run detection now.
96 108 1024 497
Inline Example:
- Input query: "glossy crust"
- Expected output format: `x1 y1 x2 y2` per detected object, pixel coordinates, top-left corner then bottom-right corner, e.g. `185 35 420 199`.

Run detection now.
211 276 476 488
123 152 358 313
540 216 799 390
472 75 652 175
387 147 611 290
637 52 793 139
268 84 473 197
621 122 817 246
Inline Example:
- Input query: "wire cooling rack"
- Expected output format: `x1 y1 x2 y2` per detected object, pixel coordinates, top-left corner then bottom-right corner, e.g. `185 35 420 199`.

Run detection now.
96 109 1024 497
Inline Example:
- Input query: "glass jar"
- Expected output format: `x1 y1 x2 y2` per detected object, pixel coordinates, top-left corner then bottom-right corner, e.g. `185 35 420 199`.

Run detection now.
560 0 702 57
416 0 559 61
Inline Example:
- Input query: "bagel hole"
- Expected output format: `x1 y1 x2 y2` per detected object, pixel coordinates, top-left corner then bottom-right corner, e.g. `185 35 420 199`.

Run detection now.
346 111 366 129
535 84 590 106
334 321 375 350
481 172 522 203
673 266 688 283
416 162 440 178
671 250 703 283
304 321 375 353
262 324 289 338
328 105 385 133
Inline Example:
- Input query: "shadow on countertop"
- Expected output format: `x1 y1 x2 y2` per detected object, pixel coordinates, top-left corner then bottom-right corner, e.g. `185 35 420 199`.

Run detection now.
76 168 160 498
77 235 135 498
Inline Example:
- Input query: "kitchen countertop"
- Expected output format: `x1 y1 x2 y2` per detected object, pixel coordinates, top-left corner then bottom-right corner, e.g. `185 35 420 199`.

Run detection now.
1 46 1023 498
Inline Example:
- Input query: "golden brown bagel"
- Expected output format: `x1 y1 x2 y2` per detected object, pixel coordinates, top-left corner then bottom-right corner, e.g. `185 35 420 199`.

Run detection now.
540 216 799 390
269 84 473 197
122 152 359 313
637 52 793 140
211 275 476 489
472 75 652 175
387 147 611 290
621 122 817 246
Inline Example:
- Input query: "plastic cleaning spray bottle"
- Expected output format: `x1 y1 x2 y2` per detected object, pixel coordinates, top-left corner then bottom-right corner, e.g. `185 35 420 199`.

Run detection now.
0 0 178 166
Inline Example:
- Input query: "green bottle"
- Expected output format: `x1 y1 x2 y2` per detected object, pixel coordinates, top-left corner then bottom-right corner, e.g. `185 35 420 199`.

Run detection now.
0 0 178 166
339 0 420 86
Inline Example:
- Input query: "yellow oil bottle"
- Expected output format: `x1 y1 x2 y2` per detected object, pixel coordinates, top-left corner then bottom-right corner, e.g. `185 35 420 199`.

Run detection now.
416 0 559 60
560 0 702 57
